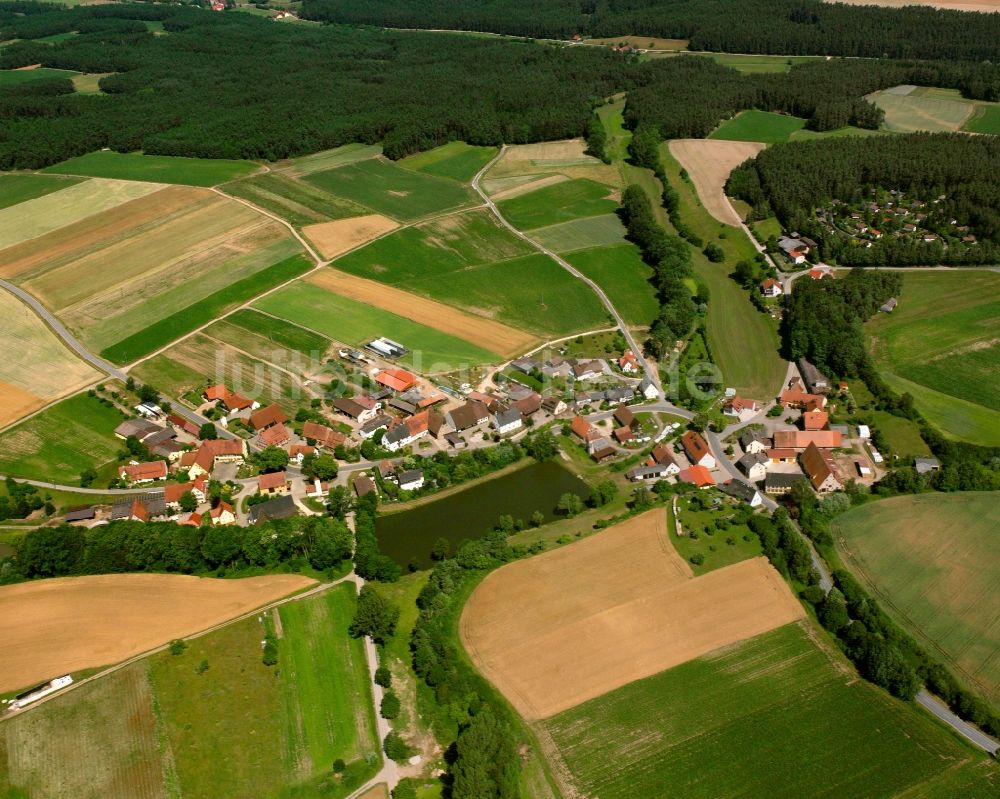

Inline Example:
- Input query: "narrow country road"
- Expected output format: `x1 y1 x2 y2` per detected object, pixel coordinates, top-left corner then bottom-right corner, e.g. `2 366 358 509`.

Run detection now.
472 147 663 399
916 690 1000 755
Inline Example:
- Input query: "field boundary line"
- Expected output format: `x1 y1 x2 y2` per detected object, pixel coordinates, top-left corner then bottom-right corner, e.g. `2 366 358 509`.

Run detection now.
0 575 357 721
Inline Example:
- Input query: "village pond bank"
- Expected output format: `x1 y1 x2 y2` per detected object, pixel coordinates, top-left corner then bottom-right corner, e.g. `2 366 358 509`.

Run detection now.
375 460 591 569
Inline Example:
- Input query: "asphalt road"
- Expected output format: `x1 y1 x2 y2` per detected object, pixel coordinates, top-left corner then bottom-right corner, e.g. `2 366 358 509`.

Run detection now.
917 690 999 755
472 147 663 399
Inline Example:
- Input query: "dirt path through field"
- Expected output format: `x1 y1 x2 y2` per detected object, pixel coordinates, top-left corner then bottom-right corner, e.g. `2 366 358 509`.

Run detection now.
306 268 538 357
0 573 316 692
669 139 766 226
461 510 803 719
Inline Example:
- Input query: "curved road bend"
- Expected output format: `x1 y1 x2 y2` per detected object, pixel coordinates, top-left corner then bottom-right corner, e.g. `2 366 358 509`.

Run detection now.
0 279 229 438
472 147 663 399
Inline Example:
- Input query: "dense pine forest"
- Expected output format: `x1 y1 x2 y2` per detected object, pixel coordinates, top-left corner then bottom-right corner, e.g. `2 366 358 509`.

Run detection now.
0 4 635 167
729 134 1000 265
302 0 1000 61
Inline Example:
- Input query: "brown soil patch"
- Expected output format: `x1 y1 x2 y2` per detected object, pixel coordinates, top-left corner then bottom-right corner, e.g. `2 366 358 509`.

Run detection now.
0 573 316 692
0 185 202 280
669 139 766 226
0 381 44 429
303 214 399 260
502 140 591 161
13 64 41 71
306 268 538 357
357 785 390 799
490 174 569 201
461 510 804 720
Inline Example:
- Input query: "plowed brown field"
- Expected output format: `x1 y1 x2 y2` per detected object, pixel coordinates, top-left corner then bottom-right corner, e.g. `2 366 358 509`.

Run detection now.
669 139 766 225
461 510 803 719
303 214 399 259
0 573 316 692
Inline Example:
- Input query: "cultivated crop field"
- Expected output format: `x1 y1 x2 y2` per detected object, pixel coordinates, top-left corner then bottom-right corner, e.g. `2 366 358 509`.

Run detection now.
43 151 260 186
866 270 1000 445
0 174 81 211
0 290 100 428
399 141 498 183
0 391 125 484
0 66 79 86
530 213 628 253
0 584 379 799
254 281 502 368
964 103 1000 134
867 85 977 133
481 138 621 194
710 110 806 143
306 269 538 357
280 143 383 176
303 158 478 222
303 214 400 260
545 623 999 799
0 573 314 693
563 244 659 326
670 139 766 225
659 144 786 399
461 510 803 719
222 171 371 228
834 492 1000 704
496 178 619 230
202 309 333 362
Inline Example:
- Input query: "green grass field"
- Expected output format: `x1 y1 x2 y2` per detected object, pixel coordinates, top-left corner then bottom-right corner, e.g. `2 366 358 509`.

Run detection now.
222 171 370 228
332 208 532 283
563 244 658 327
668 493 762 574
870 410 932 458
834 492 1000 706
497 178 619 230
964 103 1000 134
303 158 477 222
398 141 498 183
530 213 628 253
285 143 383 176
0 67 78 86
706 53 820 74
659 144 786 399
789 125 890 141
0 173 82 211
867 85 976 133
405 253 610 338
597 100 632 163
546 623 998 799
100 253 313 365
710 110 806 143
866 271 1000 446
254 281 502 367
214 308 332 358
42 151 260 186
0 392 125 484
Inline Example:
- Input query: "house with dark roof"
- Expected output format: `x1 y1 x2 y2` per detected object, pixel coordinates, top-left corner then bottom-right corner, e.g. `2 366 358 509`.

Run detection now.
613 405 636 429
248 494 297 524
627 463 670 482
398 469 425 491
739 428 770 455
359 414 393 439
737 451 768 482
719 479 763 507
353 474 377 497
446 401 489 432
493 407 523 435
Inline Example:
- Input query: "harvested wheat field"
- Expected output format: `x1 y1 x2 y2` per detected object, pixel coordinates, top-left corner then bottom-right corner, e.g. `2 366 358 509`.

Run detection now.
489 173 569 201
306 269 538 356
669 139 766 225
484 139 621 189
0 573 316 692
461 510 803 719
303 214 399 259
0 382 44 429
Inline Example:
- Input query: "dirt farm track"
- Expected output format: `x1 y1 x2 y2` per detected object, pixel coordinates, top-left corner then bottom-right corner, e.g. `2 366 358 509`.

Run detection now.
460 510 803 719
0 573 316 693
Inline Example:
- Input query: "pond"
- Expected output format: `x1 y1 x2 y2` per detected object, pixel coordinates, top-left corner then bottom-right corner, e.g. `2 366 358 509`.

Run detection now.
375 460 591 569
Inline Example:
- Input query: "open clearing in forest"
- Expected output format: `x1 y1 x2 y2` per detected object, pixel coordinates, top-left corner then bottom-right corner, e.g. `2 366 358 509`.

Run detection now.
255 282 502 368
866 270 1000 445
0 392 125 484
303 214 400 259
399 141 498 183
482 138 621 193
834 492 1000 705
1 583 379 799
303 158 478 222
867 85 978 133
0 178 161 251
42 151 260 186
669 139 766 225
710 110 805 144
545 622 999 799
306 269 538 357
461 510 802 719
0 290 101 427
0 573 315 693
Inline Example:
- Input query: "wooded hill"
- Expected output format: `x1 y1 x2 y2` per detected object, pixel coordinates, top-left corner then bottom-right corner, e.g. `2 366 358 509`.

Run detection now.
0 4 635 167
302 0 1000 62
728 133 1000 265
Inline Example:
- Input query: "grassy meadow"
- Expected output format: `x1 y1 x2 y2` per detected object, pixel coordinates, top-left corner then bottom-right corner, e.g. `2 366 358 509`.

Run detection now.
0 392 125 484
658 143 786 399
866 270 1000 446
964 103 1000 135
0 173 81 210
563 244 659 327
545 623 998 799
207 309 332 359
399 141 498 183
254 282 503 367
42 151 260 186
706 53 820 73
0 585 379 799
222 171 371 228
867 85 976 133
530 213 628 253
710 110 806 143
497 178 619 230
834 492 1000 706
0 67 78 86
303 158 477 222
283 144 383 176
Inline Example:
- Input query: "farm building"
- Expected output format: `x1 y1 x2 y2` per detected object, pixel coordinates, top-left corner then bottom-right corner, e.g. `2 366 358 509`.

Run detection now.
248 495 297 524
802 410 830 431
374 368 417 392
773 430 843 450
250 404 289 431
258 471 289 495
627 463 670 482
353 474 377 497
447 401 490 432
681 431 716 469
765 471 804 495
259 423 291 447
367 337 408 359
118 460 168 484
678 465 715 488
879 297 898 313
915 457 941 474
332 397 379 423
302 421 347 448
613 405 636 429
359 414 393 439
797 359 830 394
114 418 161 441
800 442 842 493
